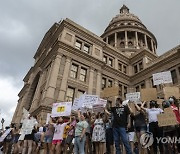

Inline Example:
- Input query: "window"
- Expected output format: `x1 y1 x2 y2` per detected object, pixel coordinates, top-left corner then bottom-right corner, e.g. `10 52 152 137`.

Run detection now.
66 87 75 102
136 86 140 92
141 83 145 89
119 84 122 96
178 67 180 74
139 62 143 71
79 68 87 82
70 64 78 78
123 65 127 74
109 58 113 67
171 69 178 84
103 56 107 63
124 86 127 98
77 90 85 98
118 63 122 71
134 65 138 74
75 40 82 50
102 78 106 89
83 45 90 53
108 80 113 87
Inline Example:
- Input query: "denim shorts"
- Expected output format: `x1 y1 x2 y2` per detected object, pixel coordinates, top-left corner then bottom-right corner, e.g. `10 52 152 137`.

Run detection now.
44 135 53 143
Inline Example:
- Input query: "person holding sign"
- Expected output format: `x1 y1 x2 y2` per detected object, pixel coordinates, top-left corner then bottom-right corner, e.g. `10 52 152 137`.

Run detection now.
105 98 133 154
50 116 71 154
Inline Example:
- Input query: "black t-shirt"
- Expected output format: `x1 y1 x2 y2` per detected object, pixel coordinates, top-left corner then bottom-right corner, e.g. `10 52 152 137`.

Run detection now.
111 105 130 128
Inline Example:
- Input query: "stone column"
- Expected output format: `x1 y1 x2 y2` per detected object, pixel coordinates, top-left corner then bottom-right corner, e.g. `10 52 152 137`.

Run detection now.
125 31 128 48
96 71 101 96
151 39 155 53
115 58 118 70
88 67 94 94
30 72 45 112
44 54 62 104
114 33 117 47
106 37 109 44
145 79 151 88
57 57 71 101
144 34 148 49
135 31 139 49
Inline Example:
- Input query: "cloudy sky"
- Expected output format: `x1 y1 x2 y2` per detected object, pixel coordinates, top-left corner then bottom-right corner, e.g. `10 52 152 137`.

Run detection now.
0 0 180 126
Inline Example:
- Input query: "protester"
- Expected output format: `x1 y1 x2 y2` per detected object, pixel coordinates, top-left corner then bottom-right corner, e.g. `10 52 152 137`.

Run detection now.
74 110 88 154
105 97 133 154
12 124 21 154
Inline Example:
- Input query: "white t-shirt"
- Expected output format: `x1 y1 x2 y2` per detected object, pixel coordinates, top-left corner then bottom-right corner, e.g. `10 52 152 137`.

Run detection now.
53 123 67 140
145 108 163 123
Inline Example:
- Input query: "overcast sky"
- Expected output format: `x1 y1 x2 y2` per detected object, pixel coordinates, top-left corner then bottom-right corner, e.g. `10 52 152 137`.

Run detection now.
0 0 180 127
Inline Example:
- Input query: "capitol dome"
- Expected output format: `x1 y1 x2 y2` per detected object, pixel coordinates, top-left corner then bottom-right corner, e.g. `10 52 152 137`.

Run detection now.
101 5 157 55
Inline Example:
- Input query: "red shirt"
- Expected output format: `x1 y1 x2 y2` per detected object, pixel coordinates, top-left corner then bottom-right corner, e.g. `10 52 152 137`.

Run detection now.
171 105 180 124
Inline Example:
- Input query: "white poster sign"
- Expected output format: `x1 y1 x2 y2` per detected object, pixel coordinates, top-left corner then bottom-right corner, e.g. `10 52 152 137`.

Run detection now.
46 113 51 124
96 98 107 107
93 104 104 113
126 92 141 103
81 95 99 108
153 71 172 85
51 102 72 117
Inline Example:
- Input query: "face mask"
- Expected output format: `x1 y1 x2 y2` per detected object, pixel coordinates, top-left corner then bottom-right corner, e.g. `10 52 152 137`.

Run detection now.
169 98 174 103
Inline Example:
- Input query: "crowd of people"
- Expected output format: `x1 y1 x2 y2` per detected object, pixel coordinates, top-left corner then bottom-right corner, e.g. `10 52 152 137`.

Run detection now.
0 96 180 154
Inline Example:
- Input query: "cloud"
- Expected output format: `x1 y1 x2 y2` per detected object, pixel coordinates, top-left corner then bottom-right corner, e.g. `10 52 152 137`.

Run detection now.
0 76 22 127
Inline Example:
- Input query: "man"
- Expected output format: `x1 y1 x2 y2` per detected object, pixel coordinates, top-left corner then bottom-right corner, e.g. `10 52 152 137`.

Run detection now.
105 98 132 154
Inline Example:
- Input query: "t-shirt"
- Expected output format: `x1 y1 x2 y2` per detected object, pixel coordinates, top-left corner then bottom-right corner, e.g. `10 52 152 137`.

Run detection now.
63 125 70 139
111 105 130 128
45 124 55 137
145 108 163 123
53 123 68 140
75 120 88 137
171 105 180 124
68 120 77 136
134 112 146 127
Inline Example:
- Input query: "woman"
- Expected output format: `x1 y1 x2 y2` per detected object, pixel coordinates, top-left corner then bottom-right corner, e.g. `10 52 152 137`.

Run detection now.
74 110 88 154
12 124 21 154
92 112 106 154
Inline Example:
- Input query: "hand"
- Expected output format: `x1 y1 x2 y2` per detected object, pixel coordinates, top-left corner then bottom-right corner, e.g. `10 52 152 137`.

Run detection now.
79 136 82 142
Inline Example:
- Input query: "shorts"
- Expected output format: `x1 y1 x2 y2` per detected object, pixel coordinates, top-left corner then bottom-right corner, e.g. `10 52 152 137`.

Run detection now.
128 132 135 142
135 126 147 132
44 135 53 143
52 139 62 145
65 135 74 145
106 128 114 145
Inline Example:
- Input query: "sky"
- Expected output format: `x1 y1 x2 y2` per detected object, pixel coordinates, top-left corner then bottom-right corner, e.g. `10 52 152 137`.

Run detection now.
0 0 180 127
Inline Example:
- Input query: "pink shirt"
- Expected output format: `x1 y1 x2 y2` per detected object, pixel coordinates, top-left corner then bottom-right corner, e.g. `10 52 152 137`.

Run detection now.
53 123 67 140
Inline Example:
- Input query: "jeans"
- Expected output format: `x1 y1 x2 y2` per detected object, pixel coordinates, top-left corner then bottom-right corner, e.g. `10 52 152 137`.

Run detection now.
113 127 132 154
74 136 86 154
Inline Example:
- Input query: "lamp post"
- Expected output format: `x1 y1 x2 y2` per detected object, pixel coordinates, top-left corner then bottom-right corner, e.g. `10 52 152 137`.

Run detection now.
1 118 5 131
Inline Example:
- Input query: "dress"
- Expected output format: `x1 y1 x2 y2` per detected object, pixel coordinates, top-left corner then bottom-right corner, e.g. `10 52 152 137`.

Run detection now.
92 119 106 142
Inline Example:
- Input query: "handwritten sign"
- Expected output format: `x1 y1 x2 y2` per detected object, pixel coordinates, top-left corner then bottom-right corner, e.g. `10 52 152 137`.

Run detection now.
46 113 51 124
163 87 180 100
141 88 157 102
0 128 12 142
93 104 104 113
101 86 119 98
157 107 178 127
81 95 99 108
153 71 172 85
126 92 140 103
51 102 72 117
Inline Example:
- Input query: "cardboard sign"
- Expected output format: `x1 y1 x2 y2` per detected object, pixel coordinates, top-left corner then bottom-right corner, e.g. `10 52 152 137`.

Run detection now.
126 92 141 103
51 102 72 117
101 86 119 98
81 95 99 108
157 107 178 127
93 103 104 113
153 71 172 85
140 88 157 102
0 128 12 142
163 87 180 100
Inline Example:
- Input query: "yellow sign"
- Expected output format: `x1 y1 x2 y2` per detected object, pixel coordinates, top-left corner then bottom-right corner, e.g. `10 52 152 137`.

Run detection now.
57 106 65 112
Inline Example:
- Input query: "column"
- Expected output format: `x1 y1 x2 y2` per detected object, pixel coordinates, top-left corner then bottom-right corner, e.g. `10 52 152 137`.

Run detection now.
57 57 71 101
113 80 119 106
114 33 117 47
145 79 151 88
106 37 109 44
30 72 44 112
144 34 148 49
44 54 62 104
115 58 118 70
88 67 94 94
151 39 155 53
125 31 128 48
135 31 139 49
96 71 101 96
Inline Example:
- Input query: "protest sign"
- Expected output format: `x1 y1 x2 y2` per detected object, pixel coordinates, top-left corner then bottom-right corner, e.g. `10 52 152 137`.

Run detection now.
81 95 99 108
140 88 157 102
126 92 140 103
101 86 119 98
71 98 81 111
20 108 29 123
51 102 72 117
0 128 12 142
46 113 51 124
157 107 178 127
153 71 172 85
163 87 180 100
97 98 107 107
93 103 104 113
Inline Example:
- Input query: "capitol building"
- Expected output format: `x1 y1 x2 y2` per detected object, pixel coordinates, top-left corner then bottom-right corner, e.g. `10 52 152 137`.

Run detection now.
12 5 180 124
